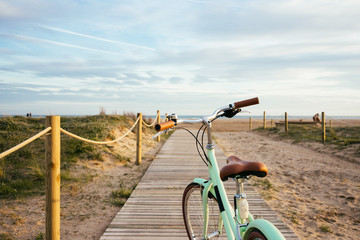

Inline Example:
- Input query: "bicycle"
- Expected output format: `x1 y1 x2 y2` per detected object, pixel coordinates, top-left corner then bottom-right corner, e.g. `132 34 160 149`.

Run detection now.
154 97 286 240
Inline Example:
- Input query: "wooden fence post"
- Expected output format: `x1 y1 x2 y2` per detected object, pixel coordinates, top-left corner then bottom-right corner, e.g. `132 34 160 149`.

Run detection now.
322 112 326 143
136 113 142 165
45 116 61 240
249 117 252 130
156 110 160 142
285 112 288 133
263 111 266 129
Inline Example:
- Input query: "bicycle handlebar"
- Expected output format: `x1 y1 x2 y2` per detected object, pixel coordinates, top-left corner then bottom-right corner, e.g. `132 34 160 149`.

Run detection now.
233 97 259 109
155 120 175 131
155 97 259 132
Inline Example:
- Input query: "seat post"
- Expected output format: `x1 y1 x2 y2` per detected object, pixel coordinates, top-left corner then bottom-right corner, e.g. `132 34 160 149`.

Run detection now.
236 177 245 197
235 177 249 223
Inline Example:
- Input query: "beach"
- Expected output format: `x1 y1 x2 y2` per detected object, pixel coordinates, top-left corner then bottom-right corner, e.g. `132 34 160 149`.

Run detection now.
212 118 360 239
0 122 162 240
1 117 359 239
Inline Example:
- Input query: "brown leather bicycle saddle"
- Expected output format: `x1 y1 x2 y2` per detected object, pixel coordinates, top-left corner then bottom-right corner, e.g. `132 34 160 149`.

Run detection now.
220 156 268 181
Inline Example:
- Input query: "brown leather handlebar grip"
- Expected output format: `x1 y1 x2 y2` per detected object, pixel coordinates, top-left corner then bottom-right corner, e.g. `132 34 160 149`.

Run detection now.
234 97 259 109
155 120 175 132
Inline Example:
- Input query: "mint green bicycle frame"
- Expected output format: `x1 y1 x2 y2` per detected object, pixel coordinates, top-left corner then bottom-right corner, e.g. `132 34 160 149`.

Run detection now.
156 99 286 240
193 146 285 240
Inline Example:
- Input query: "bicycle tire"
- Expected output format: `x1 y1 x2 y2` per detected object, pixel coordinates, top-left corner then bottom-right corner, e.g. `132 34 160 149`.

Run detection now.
182 182 223 240
247 228 267 240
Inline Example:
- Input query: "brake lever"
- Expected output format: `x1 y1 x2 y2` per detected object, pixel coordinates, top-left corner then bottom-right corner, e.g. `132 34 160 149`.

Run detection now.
222 109 241 118
152 129 172 140
152 130 164 140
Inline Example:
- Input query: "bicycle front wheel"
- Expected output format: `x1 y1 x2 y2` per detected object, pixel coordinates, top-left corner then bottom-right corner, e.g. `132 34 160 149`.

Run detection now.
182 183 223 240
247 229 267 240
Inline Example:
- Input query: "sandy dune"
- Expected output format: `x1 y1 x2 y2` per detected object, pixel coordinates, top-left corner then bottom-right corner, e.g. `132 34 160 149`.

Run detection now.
214 130 359 239
1 118 359 239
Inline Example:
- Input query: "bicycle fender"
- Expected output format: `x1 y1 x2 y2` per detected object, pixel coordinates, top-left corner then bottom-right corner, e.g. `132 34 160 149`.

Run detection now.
193 178 207 186
243 219 285 240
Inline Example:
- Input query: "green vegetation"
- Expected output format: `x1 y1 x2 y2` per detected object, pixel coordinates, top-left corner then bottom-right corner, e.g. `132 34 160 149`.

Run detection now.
256 125 360 157
252 178 275 191
319 224 333 233
0 115 154 199
0 116 47 198
287 210 300 225
60 115 133 166
35 232 45 240
110 180 137 207
0 233 16 240
250 178 277 200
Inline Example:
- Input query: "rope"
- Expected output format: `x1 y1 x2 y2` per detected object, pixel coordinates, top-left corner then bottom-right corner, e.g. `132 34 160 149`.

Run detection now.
60 116 140 145
0 127 52 159
142 113 159 128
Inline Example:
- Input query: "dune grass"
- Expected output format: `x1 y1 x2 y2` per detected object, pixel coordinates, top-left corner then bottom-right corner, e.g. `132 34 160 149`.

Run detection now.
256 125 360 157
0 115 153 199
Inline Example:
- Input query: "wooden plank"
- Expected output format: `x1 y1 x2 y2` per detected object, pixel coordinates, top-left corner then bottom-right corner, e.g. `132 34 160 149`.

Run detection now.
100 131 299 240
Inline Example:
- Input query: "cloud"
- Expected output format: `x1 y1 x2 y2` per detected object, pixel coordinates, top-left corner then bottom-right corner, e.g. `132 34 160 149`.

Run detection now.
0 0 359 116
0 1 22 18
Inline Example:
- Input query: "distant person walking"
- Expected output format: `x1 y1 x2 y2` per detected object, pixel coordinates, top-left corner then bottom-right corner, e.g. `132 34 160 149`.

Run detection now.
313 113 320 123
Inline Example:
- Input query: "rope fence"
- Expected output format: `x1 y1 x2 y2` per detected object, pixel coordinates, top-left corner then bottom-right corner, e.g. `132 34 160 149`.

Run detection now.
0 109 357 239
253 111 360 143
142 116 158 127
325 115 360 127
248 112 277 130
0 110 162 240
60 116 141 145
0 127 52 159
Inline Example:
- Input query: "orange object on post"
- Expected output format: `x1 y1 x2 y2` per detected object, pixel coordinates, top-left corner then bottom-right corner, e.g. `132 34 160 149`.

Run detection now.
155 120 175 131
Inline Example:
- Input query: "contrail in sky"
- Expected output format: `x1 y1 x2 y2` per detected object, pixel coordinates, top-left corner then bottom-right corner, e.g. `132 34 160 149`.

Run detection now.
5 34 123 56
41 25 155 52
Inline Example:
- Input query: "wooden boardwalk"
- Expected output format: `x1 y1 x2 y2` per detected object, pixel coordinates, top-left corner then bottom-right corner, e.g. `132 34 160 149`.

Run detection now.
100 131 299 239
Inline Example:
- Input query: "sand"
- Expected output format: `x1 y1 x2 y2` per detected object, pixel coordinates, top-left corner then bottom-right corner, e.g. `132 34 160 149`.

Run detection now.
212 119 360 239
0 123 163 240
1 118 359 239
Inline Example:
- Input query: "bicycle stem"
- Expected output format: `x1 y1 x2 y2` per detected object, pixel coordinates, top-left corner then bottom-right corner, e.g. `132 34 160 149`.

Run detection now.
174 105 232 150
204 105 232 149
202 117 214 149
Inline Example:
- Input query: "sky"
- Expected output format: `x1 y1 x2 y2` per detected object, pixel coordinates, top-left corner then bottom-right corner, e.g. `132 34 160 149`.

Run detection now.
0 0 359 117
